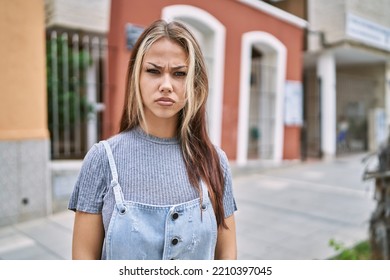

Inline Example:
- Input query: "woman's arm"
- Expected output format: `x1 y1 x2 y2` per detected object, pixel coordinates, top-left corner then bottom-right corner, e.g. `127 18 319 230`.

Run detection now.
214 214 237 260
72 211 105 260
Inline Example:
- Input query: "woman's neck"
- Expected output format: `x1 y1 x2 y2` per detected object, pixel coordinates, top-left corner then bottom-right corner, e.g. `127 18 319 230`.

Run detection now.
140 119 178 139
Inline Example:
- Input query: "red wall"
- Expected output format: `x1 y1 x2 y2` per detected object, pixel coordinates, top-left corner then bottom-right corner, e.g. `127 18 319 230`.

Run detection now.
283 126 301 160
107 0 304 160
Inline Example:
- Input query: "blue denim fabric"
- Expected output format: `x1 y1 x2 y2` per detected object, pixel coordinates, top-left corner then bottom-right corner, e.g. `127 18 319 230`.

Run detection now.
102 140 217 260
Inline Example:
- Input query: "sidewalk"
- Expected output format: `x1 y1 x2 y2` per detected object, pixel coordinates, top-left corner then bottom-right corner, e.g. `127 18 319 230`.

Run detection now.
234 153 375 259
0 153 376 260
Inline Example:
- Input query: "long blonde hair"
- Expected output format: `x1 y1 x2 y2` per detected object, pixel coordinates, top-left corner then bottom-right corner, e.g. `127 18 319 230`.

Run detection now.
119 20 227 228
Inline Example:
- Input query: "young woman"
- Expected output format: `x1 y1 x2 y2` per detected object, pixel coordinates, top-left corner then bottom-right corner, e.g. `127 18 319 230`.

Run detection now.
69 19 237 260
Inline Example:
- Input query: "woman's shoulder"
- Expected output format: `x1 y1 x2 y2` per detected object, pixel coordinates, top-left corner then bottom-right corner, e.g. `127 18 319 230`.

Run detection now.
213 145 230 170
105 130 133 144
82 131 129 161
99 130 136 151
213 145 228 160
88 131 134 153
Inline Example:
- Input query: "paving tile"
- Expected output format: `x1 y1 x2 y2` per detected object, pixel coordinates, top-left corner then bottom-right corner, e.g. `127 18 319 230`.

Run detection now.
0 233 35 256
0 152 377 260
1 244 59 260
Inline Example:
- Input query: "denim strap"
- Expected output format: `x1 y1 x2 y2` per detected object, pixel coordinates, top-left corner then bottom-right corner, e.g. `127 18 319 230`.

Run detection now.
102 140 124 205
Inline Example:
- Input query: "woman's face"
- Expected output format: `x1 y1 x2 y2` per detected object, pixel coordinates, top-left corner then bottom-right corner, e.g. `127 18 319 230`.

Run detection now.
139 37 188 127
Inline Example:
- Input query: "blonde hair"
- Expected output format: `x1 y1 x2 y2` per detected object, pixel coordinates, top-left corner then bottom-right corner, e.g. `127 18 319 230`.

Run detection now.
120 20 226 228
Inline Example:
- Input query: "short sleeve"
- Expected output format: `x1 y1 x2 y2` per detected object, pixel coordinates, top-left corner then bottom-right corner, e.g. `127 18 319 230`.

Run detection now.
68 143 110 213
216 147 237 218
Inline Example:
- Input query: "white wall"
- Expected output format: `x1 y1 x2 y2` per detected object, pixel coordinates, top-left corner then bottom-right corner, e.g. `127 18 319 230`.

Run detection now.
45 0 111 33
347 0 390 27
307 0 346 50
307 0 390 52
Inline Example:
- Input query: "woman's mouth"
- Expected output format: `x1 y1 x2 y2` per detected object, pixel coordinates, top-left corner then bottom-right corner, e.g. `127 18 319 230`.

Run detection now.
156 97 175 106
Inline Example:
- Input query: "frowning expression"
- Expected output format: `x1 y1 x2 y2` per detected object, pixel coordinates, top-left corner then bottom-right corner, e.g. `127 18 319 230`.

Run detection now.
139 38 188 126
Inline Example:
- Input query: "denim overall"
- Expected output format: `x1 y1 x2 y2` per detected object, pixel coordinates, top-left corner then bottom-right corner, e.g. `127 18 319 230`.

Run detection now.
102 141 218 260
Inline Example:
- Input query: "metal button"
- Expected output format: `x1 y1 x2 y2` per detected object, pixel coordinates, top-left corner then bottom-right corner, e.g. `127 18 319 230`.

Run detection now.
119 206 127 214
171 238 179 245
172 212 179 220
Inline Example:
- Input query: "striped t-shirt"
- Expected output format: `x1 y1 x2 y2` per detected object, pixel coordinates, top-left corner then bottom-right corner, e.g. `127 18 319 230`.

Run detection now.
68 127 237 235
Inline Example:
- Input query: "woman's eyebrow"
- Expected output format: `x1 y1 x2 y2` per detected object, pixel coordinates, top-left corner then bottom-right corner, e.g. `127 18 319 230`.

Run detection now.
172 65 188 70
146 62 162 69
146 62 187 70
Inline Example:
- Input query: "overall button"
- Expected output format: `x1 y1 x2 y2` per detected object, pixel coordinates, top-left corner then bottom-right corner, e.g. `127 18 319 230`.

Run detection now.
172 212 179 220
171 238 179 245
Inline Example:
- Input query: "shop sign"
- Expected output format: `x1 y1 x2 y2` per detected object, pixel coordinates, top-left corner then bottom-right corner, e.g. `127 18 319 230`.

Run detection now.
346 13 390 52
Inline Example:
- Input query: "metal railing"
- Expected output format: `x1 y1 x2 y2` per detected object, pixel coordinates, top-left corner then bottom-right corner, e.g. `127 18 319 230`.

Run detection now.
248 59 276 160
46 30 107 159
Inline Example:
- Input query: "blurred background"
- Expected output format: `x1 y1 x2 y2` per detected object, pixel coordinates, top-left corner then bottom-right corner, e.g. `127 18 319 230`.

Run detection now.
0 0 389 259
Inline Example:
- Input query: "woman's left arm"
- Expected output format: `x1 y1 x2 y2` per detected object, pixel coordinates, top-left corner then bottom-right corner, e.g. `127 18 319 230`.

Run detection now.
214 214 237 260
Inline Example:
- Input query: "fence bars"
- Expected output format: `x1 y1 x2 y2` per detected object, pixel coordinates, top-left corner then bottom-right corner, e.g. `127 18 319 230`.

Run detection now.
61 33 71 155
50 31 60 157
48 30 106 159
72 33 81 155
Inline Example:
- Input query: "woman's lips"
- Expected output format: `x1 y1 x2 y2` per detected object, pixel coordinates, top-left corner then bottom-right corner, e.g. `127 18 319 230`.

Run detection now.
156 97 175 106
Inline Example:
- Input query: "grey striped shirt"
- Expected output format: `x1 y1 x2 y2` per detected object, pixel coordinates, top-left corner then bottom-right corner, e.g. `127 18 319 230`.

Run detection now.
68 127 237 233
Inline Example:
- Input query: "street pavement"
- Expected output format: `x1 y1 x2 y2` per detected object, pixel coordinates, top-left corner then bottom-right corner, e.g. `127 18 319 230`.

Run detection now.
0 153 376 260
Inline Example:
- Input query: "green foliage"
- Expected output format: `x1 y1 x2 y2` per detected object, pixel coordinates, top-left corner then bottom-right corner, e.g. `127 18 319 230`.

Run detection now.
329 239 371 260
46 34 93 131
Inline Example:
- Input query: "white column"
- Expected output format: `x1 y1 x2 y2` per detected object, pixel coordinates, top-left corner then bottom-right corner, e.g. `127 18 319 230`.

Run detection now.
87 46 98 150
385 61 390 129
317 51 336 159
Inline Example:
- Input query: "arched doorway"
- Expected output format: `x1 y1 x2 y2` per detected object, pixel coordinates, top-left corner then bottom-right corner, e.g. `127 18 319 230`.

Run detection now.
162 5 225 146
237 31 286 165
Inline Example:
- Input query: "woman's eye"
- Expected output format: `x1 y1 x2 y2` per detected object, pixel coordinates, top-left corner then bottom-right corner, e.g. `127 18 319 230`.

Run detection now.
174 71 187 77
146 68 159 74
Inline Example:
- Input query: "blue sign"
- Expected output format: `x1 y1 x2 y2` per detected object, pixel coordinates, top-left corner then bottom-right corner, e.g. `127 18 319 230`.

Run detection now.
125 23 144 50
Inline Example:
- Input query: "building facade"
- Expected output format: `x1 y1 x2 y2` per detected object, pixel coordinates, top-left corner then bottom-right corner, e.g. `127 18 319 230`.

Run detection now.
306 0 390 158
107 0 307 165
0 0 307 225
44 0 111 212
270 0 390 159
0 0 49 226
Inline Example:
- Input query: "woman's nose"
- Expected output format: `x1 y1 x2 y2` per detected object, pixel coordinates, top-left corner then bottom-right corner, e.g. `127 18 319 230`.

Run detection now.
159 74 173 93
